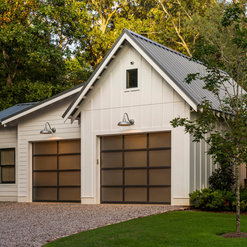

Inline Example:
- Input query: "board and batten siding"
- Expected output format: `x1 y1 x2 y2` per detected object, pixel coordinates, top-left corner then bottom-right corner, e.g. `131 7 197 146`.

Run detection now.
189 135 215 192
0 127 18 201
79 44 191 206
17 97 80 202
189 113 225 192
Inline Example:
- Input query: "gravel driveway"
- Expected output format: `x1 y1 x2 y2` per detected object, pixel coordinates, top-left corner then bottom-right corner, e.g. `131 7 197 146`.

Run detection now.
0 202 186 247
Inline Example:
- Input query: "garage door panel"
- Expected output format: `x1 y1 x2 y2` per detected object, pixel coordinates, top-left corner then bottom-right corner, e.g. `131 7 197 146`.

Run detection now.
33 172 57 186
101 152 122 168
33 142 57 155
33 156 57 170
102 188 123 202
125 151 147 167
124 134 147 149
59 140 80 154
149 187 171 203
59 171 80 186
149 132 171 148
33 188 57 201
33 140 81 202
101 133 171 204
125 188 147 202
125 170 147 185
102 136 122 150
59 187 80 201
149 169 171 185
102 170 122 185
59 155 80 170
149 150 171 167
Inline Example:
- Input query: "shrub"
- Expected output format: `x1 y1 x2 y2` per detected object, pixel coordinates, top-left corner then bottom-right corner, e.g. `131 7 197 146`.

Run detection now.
190 189 235 211
209 165 235 191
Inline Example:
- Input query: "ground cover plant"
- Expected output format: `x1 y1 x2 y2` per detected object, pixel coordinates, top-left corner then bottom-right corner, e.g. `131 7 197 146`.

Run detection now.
44 211 247 247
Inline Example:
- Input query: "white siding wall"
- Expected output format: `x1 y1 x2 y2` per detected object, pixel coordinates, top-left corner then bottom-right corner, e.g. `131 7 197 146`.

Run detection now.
17 98 80 202
0 127 18 201
80 44 191 205
190 136 215 192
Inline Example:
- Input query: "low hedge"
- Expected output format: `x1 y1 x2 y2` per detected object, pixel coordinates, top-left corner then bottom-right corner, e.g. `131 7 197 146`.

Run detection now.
190 188 247 212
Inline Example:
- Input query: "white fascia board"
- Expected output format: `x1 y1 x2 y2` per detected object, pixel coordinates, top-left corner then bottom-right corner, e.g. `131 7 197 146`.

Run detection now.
1 86 83 125
124 36 198 111
63 33 130 121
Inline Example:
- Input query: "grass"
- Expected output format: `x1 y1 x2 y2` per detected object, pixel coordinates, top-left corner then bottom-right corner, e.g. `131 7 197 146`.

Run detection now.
44 210 247 247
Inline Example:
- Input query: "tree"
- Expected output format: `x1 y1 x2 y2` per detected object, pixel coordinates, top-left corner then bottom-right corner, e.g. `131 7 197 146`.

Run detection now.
171 2 247 235
0 0 89 110
79 0 158 68
155 0 217 57
0 0 221 110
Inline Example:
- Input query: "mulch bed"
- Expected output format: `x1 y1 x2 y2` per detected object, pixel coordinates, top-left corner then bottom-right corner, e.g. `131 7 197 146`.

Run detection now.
222 232 247 238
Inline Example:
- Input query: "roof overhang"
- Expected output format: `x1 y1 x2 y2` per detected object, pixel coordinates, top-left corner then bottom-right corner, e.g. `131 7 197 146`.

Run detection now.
1 85 83 126
63 31 198 122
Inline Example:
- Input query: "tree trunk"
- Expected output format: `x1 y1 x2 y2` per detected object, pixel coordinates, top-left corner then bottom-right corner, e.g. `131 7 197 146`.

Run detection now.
235 162 240 233
6 74 12 87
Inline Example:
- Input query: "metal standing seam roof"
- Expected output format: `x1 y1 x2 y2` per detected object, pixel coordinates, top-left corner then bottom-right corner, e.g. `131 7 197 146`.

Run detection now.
64 29 233 118
126 30 228 111
0 102 38 124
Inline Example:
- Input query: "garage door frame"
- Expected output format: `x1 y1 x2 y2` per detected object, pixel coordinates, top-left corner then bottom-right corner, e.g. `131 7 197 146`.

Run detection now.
100 132 171 204
32 140 81 202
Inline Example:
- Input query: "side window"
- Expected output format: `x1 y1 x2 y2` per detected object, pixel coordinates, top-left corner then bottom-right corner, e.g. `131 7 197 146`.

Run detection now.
0 149 15 183
126 69 138 89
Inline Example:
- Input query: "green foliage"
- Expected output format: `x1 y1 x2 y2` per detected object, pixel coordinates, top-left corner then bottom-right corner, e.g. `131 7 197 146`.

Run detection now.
190 188 247 212
0 0 89 110
0 80 72 110
171 2 247 232
191 1 247 87
209 165 235 191
190 189 235 211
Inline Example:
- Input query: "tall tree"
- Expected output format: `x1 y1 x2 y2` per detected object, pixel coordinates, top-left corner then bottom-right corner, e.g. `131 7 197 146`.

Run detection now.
78 0 219 69
171 1 247 235
155 0 217 57
0 0 88 110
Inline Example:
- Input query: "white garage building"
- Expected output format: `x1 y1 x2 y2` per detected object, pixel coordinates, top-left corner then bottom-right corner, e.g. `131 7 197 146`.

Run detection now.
0 29 230 205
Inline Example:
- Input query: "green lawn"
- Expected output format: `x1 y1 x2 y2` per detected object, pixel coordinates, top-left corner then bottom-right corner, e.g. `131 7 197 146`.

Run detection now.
44 211 247 247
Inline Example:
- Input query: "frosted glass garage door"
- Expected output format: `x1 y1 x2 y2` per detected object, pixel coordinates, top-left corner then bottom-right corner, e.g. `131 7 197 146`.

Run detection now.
32 140 81 202
101 133 171 204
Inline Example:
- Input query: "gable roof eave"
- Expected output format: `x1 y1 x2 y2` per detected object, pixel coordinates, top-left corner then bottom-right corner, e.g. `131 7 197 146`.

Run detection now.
1 83 84 126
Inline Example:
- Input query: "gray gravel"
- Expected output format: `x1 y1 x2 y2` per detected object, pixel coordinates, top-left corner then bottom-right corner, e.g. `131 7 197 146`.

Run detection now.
0 202 187 247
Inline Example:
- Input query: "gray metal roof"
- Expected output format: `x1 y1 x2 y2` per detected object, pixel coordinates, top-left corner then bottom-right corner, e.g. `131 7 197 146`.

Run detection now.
64 29 231 118
0 102 38 123
127 30 225 110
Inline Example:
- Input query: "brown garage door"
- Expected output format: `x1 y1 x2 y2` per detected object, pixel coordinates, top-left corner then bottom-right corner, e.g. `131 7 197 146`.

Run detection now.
32 140 81 202
100 132 171 204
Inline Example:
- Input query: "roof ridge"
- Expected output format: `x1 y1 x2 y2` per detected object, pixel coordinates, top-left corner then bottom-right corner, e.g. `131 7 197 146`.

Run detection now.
125 29 202 65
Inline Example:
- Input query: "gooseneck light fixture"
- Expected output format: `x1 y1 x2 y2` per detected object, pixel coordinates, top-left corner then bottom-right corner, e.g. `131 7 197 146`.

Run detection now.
118 113 134 126
40 122 56 134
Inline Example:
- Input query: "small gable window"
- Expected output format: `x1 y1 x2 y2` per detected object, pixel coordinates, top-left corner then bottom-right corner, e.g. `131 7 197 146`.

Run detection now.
126 69 138 89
